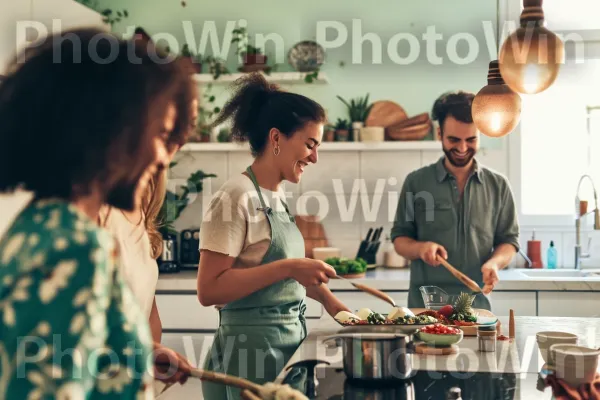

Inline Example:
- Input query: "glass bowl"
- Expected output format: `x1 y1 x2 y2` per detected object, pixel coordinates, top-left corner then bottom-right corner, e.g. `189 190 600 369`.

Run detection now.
419 286 460 310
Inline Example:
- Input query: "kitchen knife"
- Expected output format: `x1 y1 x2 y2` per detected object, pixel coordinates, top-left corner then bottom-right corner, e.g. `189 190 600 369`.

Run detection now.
369 226 383 256
355 228 373 259
366 227 383 253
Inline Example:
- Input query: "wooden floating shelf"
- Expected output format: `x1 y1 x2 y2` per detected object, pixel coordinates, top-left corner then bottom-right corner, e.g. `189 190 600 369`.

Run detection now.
193 71 329 85
180 141 442 152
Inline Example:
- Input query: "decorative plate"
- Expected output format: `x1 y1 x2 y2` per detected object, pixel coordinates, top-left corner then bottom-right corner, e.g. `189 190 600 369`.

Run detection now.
288 40 325 72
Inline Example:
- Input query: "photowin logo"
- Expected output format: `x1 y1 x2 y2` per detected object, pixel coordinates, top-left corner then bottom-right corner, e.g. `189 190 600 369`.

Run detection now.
13 18 588 67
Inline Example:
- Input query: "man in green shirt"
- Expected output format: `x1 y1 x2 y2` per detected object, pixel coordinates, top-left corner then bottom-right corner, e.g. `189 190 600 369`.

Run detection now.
391 91 520 311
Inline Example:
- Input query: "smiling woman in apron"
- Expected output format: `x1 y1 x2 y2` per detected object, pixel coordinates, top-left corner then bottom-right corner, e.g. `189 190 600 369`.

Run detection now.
197 73 351 399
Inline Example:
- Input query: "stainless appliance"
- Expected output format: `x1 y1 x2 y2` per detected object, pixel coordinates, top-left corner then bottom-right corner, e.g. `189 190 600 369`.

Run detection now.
180 229 200 269
158 232 179 273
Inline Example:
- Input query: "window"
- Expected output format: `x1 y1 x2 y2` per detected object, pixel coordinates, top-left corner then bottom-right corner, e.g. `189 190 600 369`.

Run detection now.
504 0 600 225
541 0 600 32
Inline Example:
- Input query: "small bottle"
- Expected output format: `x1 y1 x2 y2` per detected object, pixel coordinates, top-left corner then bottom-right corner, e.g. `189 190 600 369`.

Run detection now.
447 387 462 400
547 241 558 269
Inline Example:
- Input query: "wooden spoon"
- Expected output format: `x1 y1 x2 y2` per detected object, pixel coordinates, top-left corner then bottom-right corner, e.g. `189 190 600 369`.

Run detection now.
156 363 308 399
435 255 482 293
333 275 396 307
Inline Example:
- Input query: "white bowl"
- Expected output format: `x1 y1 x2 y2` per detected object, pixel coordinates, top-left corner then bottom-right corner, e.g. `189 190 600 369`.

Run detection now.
536 331 579 364
550 344 600 386
312 247 341 261
359 126 384 142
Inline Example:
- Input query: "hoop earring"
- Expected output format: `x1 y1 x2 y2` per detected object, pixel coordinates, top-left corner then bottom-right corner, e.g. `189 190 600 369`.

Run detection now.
273 146 280 156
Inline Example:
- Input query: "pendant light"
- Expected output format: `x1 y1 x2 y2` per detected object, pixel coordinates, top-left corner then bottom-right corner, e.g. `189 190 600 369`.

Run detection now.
472 60 522 138
499 0 564 94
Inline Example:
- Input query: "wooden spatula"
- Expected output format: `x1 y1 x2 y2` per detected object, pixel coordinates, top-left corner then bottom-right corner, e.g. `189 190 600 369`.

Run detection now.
435 255 482 293
333 275 396 307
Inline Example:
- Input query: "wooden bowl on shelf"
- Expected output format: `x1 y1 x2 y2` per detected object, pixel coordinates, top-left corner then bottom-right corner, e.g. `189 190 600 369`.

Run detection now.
389 112 430 130
387 120 432 141
365 101 408 129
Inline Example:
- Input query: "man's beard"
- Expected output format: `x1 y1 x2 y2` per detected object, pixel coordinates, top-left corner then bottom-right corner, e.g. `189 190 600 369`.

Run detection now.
105 179 140 211
443 146 476 168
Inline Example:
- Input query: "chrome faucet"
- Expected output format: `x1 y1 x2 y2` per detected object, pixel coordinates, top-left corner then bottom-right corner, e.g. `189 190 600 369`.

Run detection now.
575 174 600 269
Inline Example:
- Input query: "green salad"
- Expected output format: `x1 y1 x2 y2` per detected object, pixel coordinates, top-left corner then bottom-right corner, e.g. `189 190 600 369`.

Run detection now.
325 257 368 275
394 315 438 325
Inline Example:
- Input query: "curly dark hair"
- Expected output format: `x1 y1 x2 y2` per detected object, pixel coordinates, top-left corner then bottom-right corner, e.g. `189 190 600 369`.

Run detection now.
0 28 197 200
211 72 326 157
431 91 475 135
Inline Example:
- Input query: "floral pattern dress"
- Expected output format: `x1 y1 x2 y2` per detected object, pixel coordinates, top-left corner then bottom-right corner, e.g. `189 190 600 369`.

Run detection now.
0 199 154 399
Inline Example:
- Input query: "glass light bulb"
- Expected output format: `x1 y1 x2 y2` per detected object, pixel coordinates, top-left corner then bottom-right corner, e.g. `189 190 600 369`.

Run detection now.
499 26 565 95
472 84 522 138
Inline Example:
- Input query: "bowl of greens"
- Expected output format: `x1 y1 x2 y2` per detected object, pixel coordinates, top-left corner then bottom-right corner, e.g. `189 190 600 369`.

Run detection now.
325 257 368 278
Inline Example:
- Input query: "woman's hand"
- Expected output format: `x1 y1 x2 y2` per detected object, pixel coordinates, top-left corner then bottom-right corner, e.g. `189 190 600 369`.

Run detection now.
152 342 193 386
289 258 337 287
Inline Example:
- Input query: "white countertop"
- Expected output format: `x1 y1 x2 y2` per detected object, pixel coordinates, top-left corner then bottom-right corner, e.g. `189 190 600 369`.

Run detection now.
274 313 600 383
156 267 600 292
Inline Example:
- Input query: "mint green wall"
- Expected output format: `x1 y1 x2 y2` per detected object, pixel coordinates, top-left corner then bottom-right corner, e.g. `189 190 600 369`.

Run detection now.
92 0 502 148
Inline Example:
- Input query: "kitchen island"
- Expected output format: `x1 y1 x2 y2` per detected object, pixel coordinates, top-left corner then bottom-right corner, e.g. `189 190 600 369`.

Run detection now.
274 314 600 399
155 268 600 399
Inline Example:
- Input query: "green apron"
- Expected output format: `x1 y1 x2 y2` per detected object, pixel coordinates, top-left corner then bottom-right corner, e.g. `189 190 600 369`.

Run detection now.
202 166 308 400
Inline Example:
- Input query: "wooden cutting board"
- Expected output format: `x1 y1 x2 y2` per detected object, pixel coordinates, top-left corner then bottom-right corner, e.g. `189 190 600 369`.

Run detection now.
365 100 407 128
411 308 499 336
415 343 458 355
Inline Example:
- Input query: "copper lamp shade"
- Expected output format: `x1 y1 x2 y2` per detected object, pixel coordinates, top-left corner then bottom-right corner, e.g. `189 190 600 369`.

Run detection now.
472 60 522 138
499 0 564 95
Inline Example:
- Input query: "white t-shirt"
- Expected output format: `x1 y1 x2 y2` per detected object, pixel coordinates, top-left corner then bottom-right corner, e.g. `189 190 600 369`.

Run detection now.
100 207 158 318
199 173 289 268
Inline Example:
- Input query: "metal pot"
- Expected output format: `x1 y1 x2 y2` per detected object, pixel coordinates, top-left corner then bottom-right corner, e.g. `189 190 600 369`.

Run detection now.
322 333 414 381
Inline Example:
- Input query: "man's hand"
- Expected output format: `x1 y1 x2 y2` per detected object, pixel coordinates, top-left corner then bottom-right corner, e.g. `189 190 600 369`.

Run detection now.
481 261 499 295
418 241 448 266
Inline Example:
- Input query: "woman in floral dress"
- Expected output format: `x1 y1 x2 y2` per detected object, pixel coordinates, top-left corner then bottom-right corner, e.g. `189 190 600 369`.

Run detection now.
0 28 197 399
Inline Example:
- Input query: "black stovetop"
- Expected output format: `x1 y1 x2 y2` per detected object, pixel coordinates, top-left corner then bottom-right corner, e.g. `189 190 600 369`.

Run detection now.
280 363 554 400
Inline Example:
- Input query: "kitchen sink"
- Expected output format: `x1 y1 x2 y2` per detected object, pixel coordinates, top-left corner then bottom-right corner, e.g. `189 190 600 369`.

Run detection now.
517 269 600 278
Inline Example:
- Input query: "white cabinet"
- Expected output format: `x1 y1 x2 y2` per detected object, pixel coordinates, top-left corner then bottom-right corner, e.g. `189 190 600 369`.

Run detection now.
0 0 107 75
156 294 323 330
160 332 215 368
489 292 537 317
332 291 408 314
0 1 31 75
157 294 220 330
537 292 600 317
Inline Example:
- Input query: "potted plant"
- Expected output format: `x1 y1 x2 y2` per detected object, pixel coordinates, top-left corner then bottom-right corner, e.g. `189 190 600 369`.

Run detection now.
200 127 211 142
324 124 335 142
334 118 350 142
180 44 203 74
78 0 129 27
337 94 373 141
217 128 231 143
231 27 268 72
203 55 229 80
158 164 217 235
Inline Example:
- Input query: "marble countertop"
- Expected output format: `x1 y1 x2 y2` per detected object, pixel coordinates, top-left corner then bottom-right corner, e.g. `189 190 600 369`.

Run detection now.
156 267 600 292
274 313 600 384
